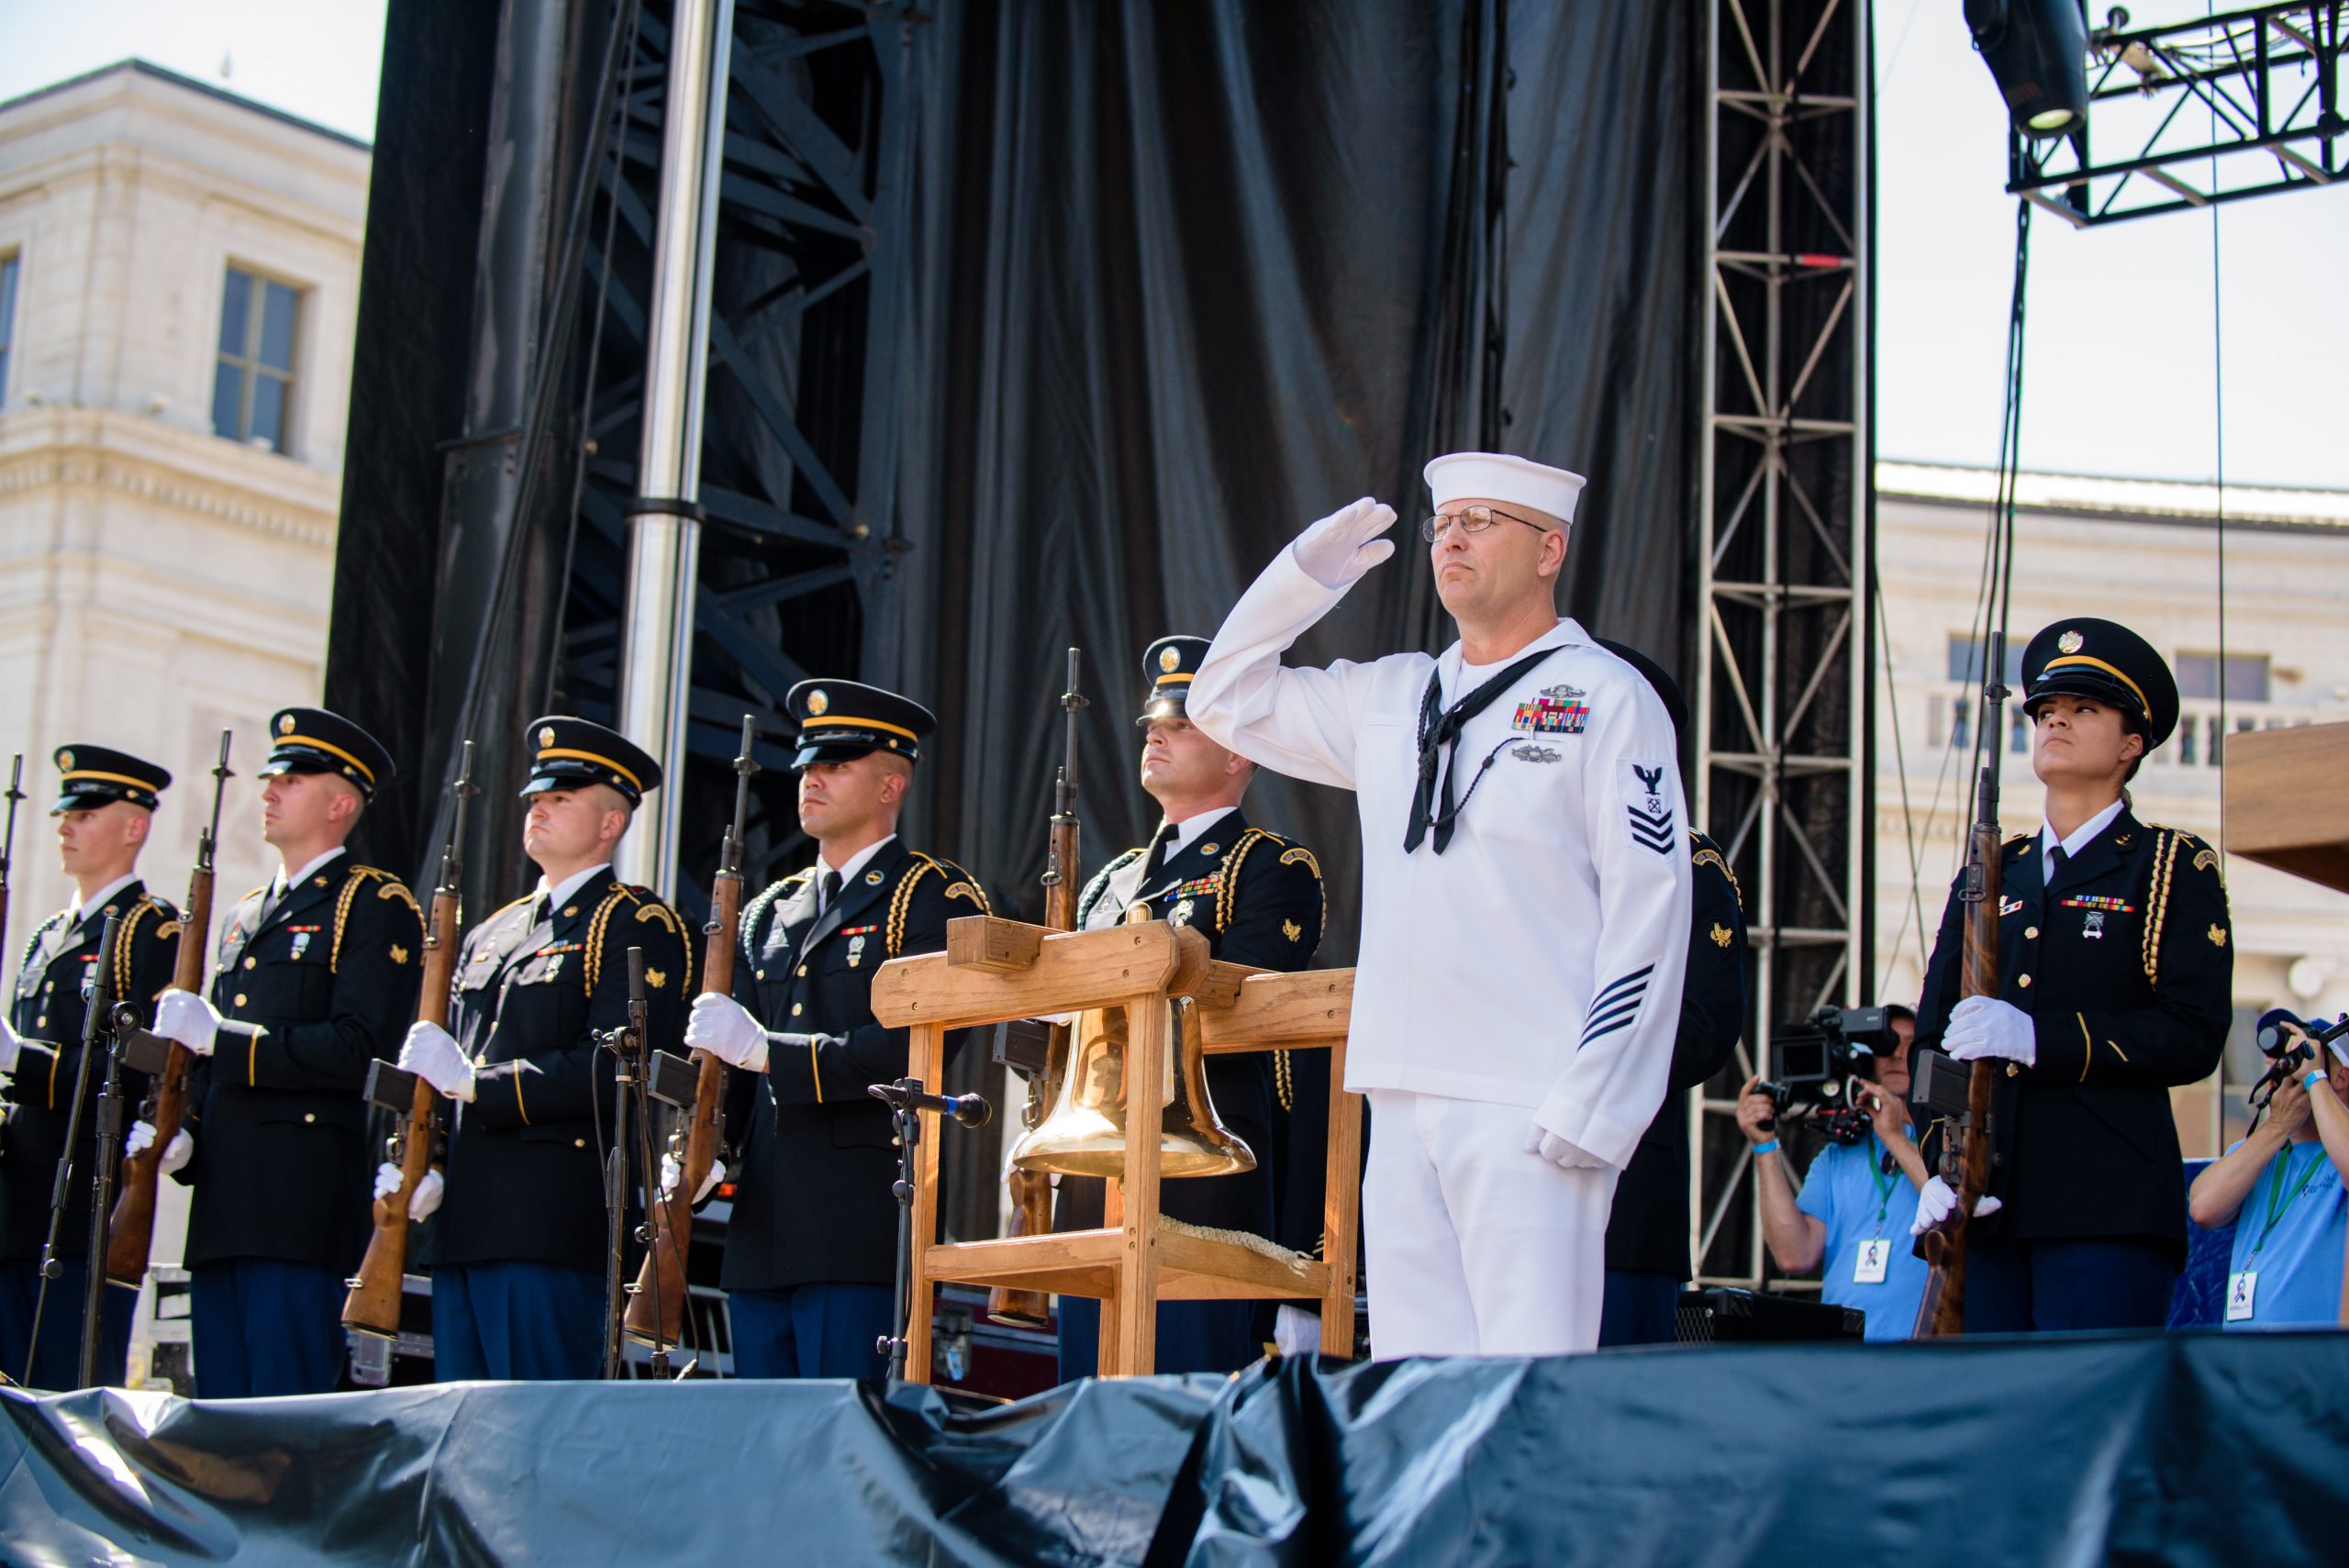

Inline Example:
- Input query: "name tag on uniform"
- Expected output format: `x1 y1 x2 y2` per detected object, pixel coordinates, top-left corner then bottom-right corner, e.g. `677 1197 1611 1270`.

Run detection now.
2226 1270 2258 1322
1854 1239 1891 1284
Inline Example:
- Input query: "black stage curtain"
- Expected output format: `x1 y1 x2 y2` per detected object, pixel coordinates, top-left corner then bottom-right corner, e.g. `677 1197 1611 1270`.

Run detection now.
891 0 1698 951
9 1334 2345 1564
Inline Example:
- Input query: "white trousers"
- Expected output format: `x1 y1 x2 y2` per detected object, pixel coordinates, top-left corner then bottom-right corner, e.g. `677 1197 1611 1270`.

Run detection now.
1361 1089 1620 1358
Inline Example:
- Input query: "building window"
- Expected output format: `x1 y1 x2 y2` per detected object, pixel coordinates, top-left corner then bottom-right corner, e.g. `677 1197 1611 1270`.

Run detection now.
2176 651 2269 704
2009 706 2029 754
212 266 301 453
0 252 18 403
2178 720 2197 766
1945 635 2026 687
1948 697 1971 752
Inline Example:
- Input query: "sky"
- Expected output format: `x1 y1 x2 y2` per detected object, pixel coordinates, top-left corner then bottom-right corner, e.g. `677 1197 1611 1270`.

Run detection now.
1 0 2342 489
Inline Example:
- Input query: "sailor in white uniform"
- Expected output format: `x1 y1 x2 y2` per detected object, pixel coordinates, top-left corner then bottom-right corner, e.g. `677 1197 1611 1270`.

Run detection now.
1186 452 1691 1356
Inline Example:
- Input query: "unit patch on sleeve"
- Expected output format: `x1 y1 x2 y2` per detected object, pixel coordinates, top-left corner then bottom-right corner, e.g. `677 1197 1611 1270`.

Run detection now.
1623 760 1675 855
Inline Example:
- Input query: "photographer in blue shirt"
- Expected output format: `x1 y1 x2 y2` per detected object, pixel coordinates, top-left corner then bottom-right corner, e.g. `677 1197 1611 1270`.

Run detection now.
2188 1033 2349 1329
1736 1007 1932 1340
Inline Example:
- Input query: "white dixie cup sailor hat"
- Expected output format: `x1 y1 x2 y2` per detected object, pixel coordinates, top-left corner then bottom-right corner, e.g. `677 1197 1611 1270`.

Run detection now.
1423 451 1588 528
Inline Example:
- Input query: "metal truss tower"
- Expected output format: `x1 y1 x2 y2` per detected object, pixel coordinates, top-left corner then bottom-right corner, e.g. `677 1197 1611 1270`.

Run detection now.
562 0 921 901
1692 0 1873 1289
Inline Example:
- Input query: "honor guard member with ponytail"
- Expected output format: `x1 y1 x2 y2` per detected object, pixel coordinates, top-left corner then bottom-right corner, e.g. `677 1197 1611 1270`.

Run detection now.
130 709 424 1396
1188 454 1692 1357
1053 636 1326 1379
1907 619 2232 1331
685 680 988 1378
391 718 690 1381
0 748 179 1387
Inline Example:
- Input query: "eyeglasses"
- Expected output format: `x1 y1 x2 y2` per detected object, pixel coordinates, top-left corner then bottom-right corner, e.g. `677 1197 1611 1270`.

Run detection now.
1419 506 1549 542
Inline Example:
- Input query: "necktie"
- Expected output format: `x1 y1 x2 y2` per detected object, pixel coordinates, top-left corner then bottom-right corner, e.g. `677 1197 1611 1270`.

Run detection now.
1405 647 1563 854
1138 822 1180 888
2047 843 2068 884
820 871 843 913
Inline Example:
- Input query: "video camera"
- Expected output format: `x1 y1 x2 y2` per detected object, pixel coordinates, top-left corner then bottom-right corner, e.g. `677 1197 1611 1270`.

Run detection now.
1755 1005 1905 1146
2249 1008 2349 1109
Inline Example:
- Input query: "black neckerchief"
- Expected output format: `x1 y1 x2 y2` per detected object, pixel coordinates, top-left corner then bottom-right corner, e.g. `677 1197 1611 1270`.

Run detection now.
1405 644 1565 853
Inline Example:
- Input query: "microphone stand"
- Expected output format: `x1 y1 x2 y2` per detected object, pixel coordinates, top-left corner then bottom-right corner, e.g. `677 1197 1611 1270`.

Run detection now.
24 911 121 1387
868 1078 990 1383
79 999 143 1390
599 947 649 1381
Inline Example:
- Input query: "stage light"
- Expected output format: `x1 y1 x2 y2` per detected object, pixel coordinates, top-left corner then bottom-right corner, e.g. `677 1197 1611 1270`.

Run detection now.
1965 0 2090 137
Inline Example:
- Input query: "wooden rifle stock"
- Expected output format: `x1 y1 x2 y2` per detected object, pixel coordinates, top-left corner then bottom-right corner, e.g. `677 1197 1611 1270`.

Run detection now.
627 716 758 1352
992 652 1085 1329
343 883 462 1337
1914 640 2009 1338
106 731 230 1290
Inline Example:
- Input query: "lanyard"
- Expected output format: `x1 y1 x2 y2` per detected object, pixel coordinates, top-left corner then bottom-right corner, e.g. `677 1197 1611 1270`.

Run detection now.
1865 1135 1898 1234
2248 1143 2328 1260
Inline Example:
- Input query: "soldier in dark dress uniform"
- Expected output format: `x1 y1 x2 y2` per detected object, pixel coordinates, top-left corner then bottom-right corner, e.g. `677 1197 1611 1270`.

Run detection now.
0 747 179 1387
1052 636 1326 1379
1586 643 1749 1346
393 718 690 1380
136 709 424 1396
1909 619 2232 1331
685 680 989 1378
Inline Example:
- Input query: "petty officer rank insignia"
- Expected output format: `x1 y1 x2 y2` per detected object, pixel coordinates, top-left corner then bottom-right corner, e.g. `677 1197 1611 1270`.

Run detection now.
1624 760 1675 855
1513 684 1590 735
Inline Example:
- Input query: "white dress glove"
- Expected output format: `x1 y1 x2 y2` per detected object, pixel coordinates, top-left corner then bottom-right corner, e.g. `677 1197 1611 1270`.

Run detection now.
1290 496 1399 589
686 994 772 1073
127 1119 195 1174
1524 1121 1608 1171
1943 995 2035 1067
375 1161 445 1220
398 1020 476 1103
659 1151 728 1206
0 1015 18 1075
153 988 222 1057
1908 1173 2003 1236
1273 1304 1322 1358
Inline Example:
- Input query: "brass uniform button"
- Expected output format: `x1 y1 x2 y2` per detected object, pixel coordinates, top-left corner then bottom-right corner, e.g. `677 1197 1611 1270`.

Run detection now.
2006 1063 2021 1078
791 1003 804 1018
796 965 807 978
35 1016 45 1029
2024 927 2038 940
2017 974 2032 988
41 982 52 995
244 957 257 969
574 1137 586 1149
303 1112 317 1124
234 994 248 1007
755 970 765 981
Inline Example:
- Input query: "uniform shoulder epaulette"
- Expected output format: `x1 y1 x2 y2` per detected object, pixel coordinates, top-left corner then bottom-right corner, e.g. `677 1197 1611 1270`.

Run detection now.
1218 828 1321 933
585 881 691 994
889 851 990 957
116 895 175 998
2136 824 2224 984
1689 834 1742 901
1077 849 1143 925
330 867 420 971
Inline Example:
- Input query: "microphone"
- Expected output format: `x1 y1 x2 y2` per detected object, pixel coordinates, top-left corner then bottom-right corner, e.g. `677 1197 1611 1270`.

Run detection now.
868 1079 993 1129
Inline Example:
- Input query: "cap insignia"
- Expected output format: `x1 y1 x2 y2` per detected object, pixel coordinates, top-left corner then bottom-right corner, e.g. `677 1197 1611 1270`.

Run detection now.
58 750 73 771
807 689 829 717
2058 629 2084 654
539 726 556 749
277 716 295 735
1159 647 1181 673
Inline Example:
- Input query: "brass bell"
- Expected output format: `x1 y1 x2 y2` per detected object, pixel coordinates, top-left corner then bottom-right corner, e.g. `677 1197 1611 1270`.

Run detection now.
1006 906 1254 1180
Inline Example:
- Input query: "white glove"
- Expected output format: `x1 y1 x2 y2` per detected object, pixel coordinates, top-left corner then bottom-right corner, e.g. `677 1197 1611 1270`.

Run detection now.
1944 995 2035 1067
659 1151 727 1206
1273 1304 1322 1358
398 1020 476 1103
1524 1121 1608 1171
374 1162 445 1220
685 994 771 1073
153 988 221 1057
1290 496 1398 589
127 1120 195 1174
0 1015 18 1074
1908 1173 2002 1237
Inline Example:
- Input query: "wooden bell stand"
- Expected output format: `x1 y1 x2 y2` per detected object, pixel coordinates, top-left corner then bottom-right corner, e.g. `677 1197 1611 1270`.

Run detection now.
869 915 1362 1378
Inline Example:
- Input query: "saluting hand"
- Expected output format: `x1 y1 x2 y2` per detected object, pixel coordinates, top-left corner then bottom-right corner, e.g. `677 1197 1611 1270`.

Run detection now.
1291 496 1398 589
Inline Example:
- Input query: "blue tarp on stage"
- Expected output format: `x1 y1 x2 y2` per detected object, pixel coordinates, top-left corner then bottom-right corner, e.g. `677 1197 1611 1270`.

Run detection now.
3 1332 2343 1565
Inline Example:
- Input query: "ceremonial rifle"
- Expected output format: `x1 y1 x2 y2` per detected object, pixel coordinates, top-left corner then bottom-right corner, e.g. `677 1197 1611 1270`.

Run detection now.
104 730 231 1290
1912 635 2009 1338
991 651 1086 1329
341 740 477 1368
628 716 759 1353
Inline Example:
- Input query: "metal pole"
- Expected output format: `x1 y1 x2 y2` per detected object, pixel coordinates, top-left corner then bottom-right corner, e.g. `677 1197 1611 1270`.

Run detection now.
615 0 735 896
